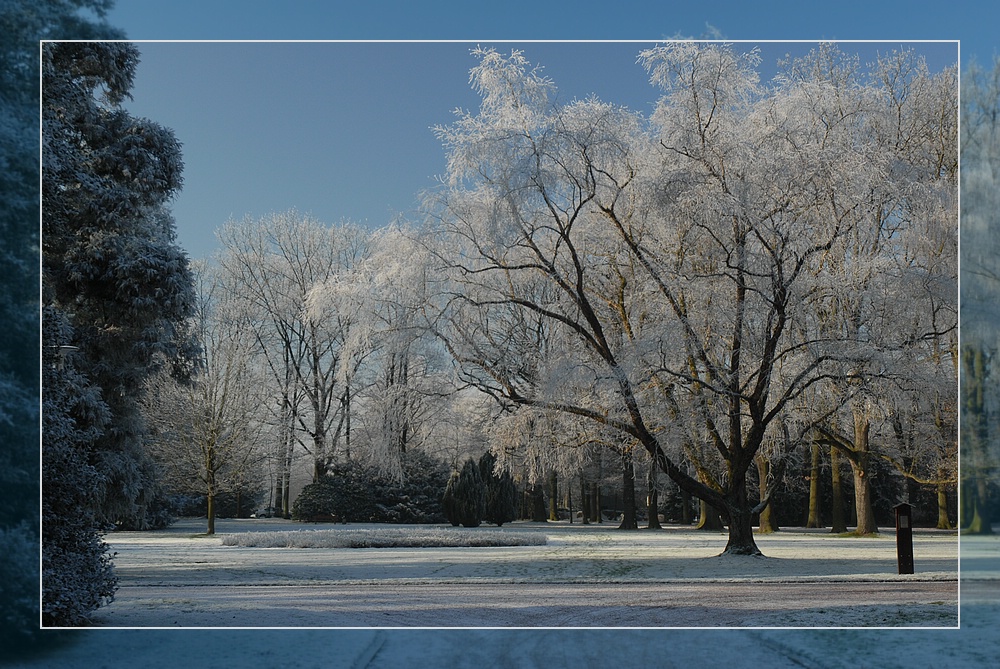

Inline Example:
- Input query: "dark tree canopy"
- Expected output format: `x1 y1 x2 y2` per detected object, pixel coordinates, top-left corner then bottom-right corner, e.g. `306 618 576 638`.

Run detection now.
3 0 126 645
42 40 197 527
41 37 196 625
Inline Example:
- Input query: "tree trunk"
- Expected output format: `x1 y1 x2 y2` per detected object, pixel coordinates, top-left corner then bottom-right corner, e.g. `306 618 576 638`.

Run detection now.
282 474 291 519
592 482 602 523
681 488 693 525
530 484 547 522
806 442 823 528
962 346 992 534
619 451 639 530
580 476 590 525
936 482 952 530
850 411 878 535
722 479 761 556
830 445 847 533
646 458 662 530
696 498 724 531
756 455 778 534
966 477 994 534
547 471 559 521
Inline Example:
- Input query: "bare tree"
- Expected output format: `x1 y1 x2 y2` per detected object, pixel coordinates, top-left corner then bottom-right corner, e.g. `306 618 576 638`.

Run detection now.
145 263 269 534
218 211 370 483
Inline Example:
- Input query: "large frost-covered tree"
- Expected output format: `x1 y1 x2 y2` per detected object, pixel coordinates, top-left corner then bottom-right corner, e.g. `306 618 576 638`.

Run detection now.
426 44 956 556
42 40 197 623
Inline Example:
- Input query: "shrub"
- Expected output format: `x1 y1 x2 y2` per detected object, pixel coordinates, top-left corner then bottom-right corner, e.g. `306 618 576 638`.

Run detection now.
292 452 451 523
292 478 349 521
42 319 118 626
371 450 450 523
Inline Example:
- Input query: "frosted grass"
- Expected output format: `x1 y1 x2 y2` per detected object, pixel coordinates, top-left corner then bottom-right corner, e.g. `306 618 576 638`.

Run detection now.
220 527 547 549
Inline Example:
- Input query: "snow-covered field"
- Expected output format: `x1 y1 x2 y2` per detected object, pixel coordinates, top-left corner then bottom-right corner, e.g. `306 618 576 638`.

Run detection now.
80 517 962 628
12 520 997 668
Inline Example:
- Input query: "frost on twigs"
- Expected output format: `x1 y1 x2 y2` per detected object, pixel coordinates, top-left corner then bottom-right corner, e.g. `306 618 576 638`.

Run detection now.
220 527 547 549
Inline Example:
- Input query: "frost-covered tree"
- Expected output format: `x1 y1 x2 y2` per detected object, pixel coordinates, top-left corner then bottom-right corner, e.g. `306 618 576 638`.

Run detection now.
42 37 196 625
787 46 958 535
218 211 370 484
43 41 198 529
42 308 118 626
426 44 956 556
145 263 270 534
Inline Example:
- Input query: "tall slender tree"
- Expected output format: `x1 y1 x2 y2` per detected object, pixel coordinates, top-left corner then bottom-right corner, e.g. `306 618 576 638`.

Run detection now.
145 263 270 534
218 211 369 482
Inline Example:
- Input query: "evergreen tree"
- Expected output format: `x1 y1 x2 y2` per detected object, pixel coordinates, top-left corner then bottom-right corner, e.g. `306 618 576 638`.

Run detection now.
442 470 461 526
41 39 197 624
1 0 124 646
443 458 486 528
480 451 517 527
41 308 118 625
42 40 197 527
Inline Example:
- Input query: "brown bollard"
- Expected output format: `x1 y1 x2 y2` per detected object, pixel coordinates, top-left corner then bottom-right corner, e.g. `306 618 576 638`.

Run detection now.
894 503 914 574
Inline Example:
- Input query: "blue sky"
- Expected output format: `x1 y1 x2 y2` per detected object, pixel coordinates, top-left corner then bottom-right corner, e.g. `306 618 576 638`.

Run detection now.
103 1 975 261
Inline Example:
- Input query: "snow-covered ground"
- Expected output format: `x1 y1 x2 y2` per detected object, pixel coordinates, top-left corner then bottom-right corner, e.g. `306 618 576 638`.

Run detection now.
11 520 997 667
81 518 959 628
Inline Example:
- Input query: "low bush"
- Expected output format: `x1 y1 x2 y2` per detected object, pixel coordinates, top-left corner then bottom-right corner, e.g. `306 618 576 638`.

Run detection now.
221 527 546 548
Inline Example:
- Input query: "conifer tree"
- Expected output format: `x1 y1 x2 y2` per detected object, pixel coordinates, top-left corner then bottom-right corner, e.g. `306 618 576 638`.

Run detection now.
480 451 517 527
41 39 196 624
443 458 486 527
2 0 125 642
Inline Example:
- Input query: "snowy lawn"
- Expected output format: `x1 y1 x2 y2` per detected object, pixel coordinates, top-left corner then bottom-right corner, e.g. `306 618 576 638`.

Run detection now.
81 517 960 629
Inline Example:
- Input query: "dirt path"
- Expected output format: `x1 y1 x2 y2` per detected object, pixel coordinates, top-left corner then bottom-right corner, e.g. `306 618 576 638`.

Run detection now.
93 579 957 627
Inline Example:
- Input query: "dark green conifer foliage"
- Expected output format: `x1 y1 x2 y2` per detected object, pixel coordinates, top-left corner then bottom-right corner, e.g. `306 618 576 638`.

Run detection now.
480 451 517 527
443 458 486 527
41 36 197 626
2 0 127 644
442 470 461 526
